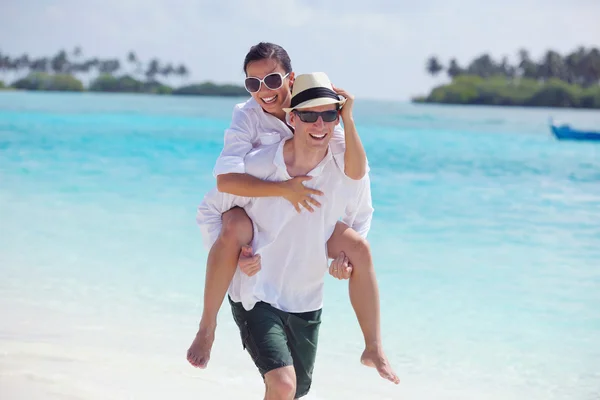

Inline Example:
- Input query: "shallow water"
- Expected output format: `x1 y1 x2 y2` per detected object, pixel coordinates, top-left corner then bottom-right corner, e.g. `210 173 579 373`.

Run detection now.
1 92 599 399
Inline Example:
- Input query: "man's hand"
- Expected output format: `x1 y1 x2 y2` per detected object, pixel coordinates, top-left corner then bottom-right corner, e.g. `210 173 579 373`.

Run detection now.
281 176 324 213
332 85 354 122
239 245 261 276
329 251 353 280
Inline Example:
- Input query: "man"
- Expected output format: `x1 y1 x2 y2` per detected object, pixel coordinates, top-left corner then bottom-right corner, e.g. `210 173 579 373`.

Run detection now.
196 72 397 399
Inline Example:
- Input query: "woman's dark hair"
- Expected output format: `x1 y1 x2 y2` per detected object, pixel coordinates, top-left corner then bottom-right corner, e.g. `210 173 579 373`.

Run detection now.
243 42 292 75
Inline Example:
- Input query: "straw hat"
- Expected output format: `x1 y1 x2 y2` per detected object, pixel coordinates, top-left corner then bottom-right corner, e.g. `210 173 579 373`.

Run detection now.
282 72 346 113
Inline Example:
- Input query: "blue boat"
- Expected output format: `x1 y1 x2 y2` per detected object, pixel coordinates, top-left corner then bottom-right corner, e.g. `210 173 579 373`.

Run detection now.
550 120 600 141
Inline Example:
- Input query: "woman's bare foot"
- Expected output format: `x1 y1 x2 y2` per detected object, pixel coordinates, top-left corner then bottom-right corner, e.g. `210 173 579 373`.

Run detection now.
360 347 400 384
186 324 216 369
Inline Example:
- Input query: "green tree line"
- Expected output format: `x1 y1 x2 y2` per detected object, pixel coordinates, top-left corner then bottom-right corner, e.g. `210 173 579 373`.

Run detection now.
415 47 600 108
0 47 247 96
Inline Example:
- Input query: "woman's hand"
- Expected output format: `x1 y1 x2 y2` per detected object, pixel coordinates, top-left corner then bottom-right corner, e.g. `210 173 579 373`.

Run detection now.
332 84 355 122
281 176 324 213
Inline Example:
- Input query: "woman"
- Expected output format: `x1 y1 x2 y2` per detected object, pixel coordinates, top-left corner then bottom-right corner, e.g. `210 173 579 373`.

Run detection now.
186 42 399 385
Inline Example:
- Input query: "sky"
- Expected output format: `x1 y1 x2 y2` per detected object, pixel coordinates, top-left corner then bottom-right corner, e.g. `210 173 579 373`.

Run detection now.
1 0 600 100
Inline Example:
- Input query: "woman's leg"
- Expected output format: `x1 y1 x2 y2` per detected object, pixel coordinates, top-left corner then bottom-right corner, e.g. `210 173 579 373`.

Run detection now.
326 221 400 384
187 207 253 368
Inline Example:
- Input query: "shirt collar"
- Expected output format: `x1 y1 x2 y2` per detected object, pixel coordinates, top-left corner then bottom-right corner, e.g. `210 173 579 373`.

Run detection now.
248 97 294 134
246 97 262 110
273 138 334 178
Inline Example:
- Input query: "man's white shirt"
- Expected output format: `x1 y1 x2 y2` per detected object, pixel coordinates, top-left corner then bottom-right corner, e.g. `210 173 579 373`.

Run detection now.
198 138 374 313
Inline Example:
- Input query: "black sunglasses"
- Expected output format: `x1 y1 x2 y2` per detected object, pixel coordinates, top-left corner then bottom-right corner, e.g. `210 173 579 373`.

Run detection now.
293 110 339 123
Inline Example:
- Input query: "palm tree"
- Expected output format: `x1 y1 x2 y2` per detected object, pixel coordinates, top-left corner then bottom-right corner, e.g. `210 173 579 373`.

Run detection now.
539 50 567 81
160 63 175 82
51 50 69 74
518 48 537 79
447 58 463 79
499 56 516 78
580 47 600 86
69 46 84 75
565 47 586 85
29 57 49 73
426 56 443 77
15 54 30 77
467 54 497 78
0 53 19 79
87 58 100 74
127 51 142 78
127 51 136 65
0 51 8 78
176 64 189 80
98 59 120 76
145 58 160 81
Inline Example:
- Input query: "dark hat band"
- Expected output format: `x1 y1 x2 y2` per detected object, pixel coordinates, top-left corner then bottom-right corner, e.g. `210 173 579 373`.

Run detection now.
290 87 340 108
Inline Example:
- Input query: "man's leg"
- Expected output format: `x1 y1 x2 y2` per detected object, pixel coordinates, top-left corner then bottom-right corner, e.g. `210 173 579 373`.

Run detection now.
327 221 400 384
286 309 322 398
265 367 297 400
229 300 297 400
187 207 253 368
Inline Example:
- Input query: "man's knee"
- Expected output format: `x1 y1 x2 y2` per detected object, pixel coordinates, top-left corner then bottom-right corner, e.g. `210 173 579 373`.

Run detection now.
219 207 253 246
265 366 296 399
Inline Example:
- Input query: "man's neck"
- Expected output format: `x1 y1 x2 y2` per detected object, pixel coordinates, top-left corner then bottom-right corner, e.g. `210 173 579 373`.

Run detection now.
283 138 328 177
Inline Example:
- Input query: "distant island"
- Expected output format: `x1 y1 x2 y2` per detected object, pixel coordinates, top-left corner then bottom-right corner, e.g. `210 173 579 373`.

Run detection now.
413 47 600 109
0 48 248 97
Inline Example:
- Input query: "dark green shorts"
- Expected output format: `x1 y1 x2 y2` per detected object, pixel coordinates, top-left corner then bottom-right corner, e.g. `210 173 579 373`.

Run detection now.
229 297 322 398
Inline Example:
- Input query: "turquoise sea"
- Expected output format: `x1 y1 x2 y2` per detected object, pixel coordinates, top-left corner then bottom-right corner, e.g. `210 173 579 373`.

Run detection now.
1 91 599 400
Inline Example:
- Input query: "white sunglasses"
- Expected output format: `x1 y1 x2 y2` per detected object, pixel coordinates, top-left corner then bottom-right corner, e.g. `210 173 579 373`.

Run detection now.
244 72 290 93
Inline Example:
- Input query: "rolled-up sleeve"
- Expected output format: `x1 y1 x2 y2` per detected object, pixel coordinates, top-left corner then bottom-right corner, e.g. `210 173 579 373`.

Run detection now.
213 108 254 177
341 175 374 238
196 188 251 249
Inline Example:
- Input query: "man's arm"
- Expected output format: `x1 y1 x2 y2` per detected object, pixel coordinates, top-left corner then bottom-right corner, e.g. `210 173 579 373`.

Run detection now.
341 116 368 181
334 86 368 181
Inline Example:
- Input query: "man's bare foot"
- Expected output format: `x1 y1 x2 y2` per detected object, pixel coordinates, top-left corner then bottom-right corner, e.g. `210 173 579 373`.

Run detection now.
186 325 215 369
361 347 400 384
